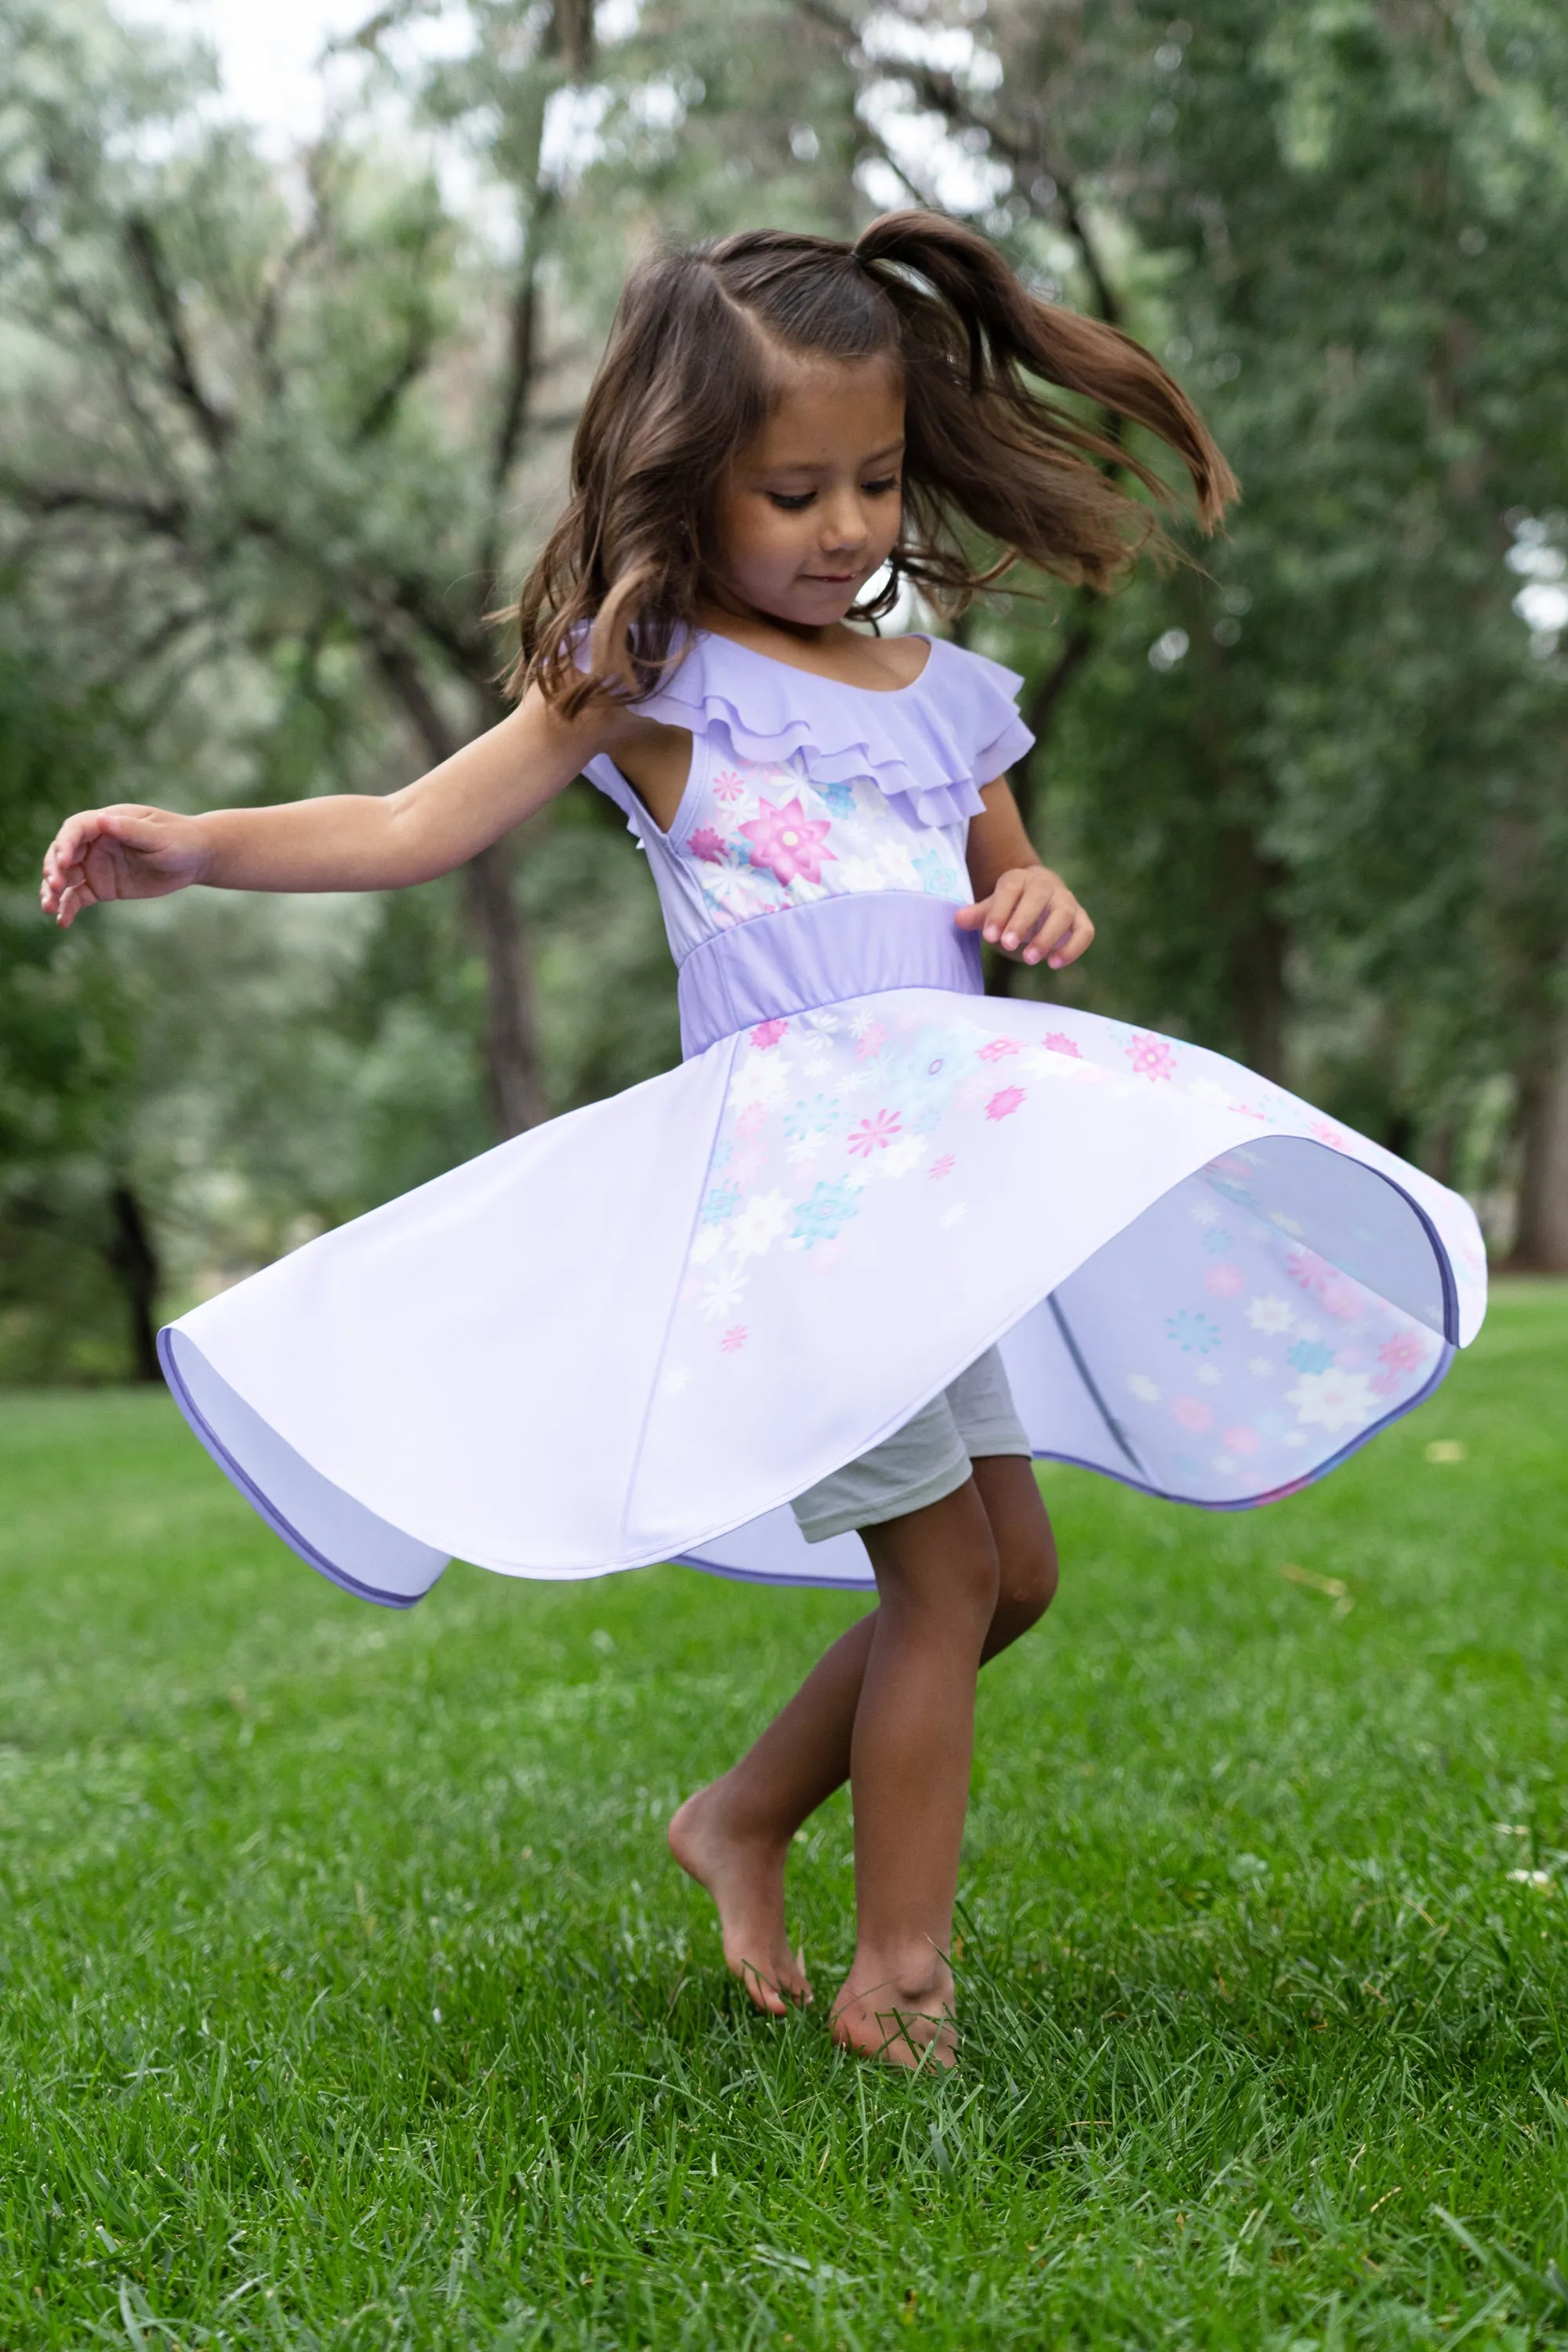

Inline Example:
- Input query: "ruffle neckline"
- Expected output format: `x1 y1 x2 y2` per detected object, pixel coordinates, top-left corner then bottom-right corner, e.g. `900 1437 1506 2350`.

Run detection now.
630 630 1034 830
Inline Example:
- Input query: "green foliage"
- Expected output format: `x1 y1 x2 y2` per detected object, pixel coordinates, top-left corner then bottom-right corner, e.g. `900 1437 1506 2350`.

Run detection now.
2 1285 1566 2343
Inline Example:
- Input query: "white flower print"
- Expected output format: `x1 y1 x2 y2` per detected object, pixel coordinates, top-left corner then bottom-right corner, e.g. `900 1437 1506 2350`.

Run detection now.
1285 1366 1377 1433
785 1127 831 1167
689 1225 728 1265
1190 1199 1221 1227
939 1202 967 1229
659 1366 690 1396
1127 1374 1160 1403
1187 1077 1237 1110
730 1189 791 1261
1247 1294 1294 1334
1269 1210 1305 1236
1247 1356 1274 1378
1194 1364 1222 1388
731 1054 791 1114
1214 1454 1239 1475
698 1268 749 1322
876 1135 927 1181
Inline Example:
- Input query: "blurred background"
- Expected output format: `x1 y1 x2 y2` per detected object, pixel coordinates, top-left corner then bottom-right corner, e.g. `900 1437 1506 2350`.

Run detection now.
0 0 1564 1385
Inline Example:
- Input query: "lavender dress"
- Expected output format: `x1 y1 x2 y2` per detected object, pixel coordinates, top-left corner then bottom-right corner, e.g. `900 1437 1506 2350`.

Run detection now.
159 632 1487 1606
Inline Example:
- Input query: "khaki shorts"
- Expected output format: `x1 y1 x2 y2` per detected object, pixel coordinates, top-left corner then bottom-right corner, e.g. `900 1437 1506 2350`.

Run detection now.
789 1345 1033 1545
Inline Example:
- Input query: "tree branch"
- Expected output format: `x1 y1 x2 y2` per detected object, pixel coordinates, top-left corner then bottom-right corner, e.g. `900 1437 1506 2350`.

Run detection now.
122 214 234 452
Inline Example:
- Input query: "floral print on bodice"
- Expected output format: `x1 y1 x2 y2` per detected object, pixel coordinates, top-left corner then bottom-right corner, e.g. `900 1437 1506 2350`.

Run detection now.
582 630 1035 969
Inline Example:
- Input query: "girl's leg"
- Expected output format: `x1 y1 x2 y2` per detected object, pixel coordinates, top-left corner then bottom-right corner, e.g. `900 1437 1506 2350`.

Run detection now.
828 1476 1000 2066
669 1457 1054 2016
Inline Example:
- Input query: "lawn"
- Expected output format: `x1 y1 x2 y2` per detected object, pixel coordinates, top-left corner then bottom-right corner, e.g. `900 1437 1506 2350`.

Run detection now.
2 1282 1566 2350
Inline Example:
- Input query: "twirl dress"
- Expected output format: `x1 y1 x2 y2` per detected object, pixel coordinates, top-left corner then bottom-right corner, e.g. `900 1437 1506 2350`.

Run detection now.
159 631 1487 1606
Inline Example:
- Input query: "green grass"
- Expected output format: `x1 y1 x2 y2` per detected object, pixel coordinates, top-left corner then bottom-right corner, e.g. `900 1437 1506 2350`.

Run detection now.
2 1284 1567 2349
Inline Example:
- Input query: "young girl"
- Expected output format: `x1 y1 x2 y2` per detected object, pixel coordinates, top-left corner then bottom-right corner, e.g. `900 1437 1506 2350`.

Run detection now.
42 214 1486 2067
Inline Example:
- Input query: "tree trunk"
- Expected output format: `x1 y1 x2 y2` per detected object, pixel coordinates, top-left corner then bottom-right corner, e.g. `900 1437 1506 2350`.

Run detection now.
107 1181 161 1382
1225 826 1290 1083
1514 1040 1568 1269
463 840 548 1138
366 633 546 1138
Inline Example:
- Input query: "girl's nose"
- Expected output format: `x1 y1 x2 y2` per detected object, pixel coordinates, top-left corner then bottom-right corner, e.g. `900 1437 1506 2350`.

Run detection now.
818 494 869 552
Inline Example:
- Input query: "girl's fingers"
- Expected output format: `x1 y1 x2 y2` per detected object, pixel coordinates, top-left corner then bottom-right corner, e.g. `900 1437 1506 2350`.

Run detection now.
1046 911 1096 970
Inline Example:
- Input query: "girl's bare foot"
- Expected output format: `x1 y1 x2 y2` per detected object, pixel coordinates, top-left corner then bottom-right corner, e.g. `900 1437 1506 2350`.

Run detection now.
830 1958 956 2069
668 1780 813 2016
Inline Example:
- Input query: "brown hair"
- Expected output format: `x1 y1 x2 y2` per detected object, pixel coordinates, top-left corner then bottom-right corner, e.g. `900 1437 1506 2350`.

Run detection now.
513 210 1236 713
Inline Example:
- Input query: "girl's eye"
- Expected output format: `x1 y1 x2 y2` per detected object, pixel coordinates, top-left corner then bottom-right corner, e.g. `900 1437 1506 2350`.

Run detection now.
768 492 815 512
864 476 901 496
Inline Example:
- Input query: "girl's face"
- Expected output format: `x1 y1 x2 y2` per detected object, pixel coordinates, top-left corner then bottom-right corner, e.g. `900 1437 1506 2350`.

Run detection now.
709 352 905 632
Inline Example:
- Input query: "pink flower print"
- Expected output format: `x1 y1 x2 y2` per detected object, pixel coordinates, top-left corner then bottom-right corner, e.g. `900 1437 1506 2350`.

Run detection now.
855 1020 888 1061
985 1086 1025 1121
978 1037 1019 1063
1043 1031 1082 1058
1171 1396 1214 1433
689 826 728 866
928 1154 956 1181
720 1324 747 1354
1311 1119 1347 1149
1222 1426 1261 1457
1126 1033 1176 1081
1205 1262 1246 1299
735 1105 768 1142
1370 1368 1400 1396
750 1018 789 1050
1378 1330 1427 1374
738 797 836 887
713 770 745 804
848 1108 902 1157
1320 1276 1363 1323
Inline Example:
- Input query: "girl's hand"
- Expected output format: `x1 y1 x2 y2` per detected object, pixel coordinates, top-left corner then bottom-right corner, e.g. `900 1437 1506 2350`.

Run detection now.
956 864 1094 969
40 804 208 928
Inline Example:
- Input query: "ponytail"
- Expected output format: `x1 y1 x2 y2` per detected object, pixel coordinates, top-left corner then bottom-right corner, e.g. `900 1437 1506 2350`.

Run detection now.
851 210 1236 603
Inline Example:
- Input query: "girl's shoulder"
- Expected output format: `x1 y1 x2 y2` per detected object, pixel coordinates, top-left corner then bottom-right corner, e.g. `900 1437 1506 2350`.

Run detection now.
623 630 1035 829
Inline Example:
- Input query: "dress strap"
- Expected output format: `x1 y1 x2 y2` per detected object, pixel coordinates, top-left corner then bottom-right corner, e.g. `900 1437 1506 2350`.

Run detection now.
677 892 984 1058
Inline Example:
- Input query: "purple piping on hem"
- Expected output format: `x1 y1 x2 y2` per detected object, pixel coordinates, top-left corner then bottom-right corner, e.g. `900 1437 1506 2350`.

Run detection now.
677 890 982 1058
158 1328 420 1610
673 1339 1459 1591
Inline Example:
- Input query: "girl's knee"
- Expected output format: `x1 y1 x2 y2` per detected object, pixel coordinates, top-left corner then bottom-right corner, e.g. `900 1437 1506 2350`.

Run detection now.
865 1486 1000 1621
991 1519 1058 1646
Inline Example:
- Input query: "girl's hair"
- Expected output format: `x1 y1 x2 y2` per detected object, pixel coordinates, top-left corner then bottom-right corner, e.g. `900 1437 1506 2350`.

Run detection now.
513 210 1237 711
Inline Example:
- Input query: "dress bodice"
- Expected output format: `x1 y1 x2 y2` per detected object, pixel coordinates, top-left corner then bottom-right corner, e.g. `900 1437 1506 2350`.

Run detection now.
583 630 1035 967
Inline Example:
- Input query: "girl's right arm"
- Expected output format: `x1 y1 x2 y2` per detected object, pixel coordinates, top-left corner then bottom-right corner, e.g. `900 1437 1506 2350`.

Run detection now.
40 685 635 928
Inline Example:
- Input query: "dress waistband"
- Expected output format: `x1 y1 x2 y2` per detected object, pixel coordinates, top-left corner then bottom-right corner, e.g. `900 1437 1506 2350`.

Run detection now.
677 891 985 1059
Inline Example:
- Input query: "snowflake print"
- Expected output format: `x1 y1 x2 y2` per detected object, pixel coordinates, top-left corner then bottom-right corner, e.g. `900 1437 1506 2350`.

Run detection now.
1127 1374 1161 1403
985 1086 1025 1121
848 1109 902 1157
813 779 858 818
792 1178 861 1247
1190 1199 1221 1228
738 796 836 887
750 1018 789 1050
699 1180 741 1229
1246 1294 1294 1335
1378 1331 1427 1374
1287 1338 1334 1375
928 1154 956 1181
784 1094 841 1143
1167 1308 1221 1355
720 1325 747 1355
689 826 729 866
978 1038 1020 1063
1247 1356 1274 1378
1126 1033 1176 1080
913 847 956 894
1043 1032 1082 1059
1200 1225 1234 1254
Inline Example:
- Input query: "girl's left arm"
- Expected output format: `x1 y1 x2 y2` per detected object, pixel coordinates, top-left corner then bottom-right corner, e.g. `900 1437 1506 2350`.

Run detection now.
956 778 1094 970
